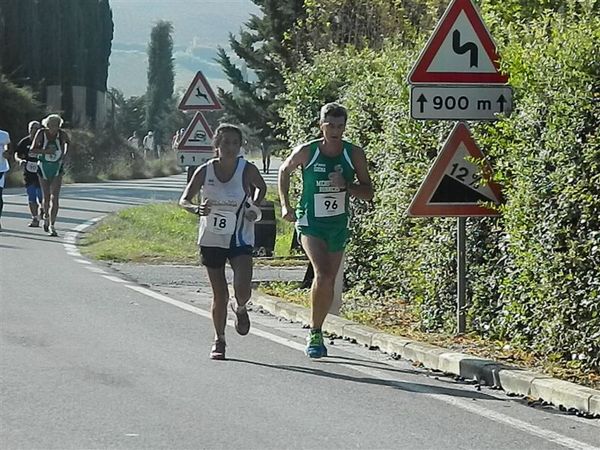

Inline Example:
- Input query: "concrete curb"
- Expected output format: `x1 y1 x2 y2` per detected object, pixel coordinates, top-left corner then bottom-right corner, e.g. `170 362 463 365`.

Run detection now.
251 291 600 417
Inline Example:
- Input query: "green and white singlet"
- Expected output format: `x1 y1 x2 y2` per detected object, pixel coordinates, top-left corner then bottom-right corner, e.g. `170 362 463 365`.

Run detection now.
38 132 64 180
295 140 355 250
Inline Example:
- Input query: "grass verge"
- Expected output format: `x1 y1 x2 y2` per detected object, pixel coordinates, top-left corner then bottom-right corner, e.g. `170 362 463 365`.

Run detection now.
80 186 302 263
80 202 199 264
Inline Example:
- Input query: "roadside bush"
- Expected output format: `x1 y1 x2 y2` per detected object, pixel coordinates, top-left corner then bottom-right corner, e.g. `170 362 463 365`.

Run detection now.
66 128 180 182
279 6 600 371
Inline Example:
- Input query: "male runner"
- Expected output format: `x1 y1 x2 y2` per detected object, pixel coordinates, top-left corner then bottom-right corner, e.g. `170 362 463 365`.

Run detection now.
278 102 374 358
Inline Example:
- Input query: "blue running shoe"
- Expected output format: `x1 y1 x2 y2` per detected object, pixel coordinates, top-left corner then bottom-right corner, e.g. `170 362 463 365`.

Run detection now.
305 330 328 359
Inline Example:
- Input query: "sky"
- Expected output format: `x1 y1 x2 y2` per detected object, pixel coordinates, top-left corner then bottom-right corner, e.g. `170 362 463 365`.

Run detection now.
107 0 261 97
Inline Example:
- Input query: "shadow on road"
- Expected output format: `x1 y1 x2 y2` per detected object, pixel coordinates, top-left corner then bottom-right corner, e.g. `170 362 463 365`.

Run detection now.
0 228 71 244
227 357 501 401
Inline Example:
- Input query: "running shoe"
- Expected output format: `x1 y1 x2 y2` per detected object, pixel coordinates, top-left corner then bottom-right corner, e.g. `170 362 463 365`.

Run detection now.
28 218 40 228
230 299 250 335
48 225 58 237
305 329 328 359
209 339 226 360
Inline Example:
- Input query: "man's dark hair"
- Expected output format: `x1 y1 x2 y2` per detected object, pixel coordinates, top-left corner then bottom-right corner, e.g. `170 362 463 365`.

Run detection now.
319 102 347 123
213 123 243 149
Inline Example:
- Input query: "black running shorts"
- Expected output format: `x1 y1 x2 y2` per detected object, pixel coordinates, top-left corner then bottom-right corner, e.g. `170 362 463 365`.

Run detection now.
200 245 253 268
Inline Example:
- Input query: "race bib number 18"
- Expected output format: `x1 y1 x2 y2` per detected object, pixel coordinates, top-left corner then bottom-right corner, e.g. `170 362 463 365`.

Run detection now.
314 192 346 217
207 211 236 235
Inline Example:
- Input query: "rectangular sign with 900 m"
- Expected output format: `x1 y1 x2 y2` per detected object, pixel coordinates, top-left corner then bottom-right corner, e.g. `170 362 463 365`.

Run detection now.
410 85 512 121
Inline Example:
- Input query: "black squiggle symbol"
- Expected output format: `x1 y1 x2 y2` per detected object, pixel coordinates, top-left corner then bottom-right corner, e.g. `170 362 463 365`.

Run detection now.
452 30 478 68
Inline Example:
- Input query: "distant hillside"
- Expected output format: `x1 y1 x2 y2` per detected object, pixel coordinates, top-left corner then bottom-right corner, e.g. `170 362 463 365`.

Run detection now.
108 0 260 97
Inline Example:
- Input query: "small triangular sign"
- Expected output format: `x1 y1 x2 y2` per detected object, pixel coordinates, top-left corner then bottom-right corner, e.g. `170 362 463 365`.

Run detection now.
177 113 214 151
408 122 502 217
409 0 508 84
178 71 222 111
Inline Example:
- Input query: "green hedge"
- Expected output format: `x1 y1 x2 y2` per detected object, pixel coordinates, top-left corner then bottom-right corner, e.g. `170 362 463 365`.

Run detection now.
279 7 599 370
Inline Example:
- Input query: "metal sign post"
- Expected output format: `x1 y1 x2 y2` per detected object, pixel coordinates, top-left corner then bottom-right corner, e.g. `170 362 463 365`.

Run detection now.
457 217 467 334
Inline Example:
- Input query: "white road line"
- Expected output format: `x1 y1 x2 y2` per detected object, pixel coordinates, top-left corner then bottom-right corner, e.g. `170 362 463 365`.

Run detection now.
123 283 598 450
74 259 92 265
85 266 107 274
63 233 78 244
102 275 130 284
340 364 599 450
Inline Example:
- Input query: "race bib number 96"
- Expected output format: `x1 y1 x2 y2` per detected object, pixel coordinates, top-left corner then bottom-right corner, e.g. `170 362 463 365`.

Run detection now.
314 192 346 217
207 211 236 235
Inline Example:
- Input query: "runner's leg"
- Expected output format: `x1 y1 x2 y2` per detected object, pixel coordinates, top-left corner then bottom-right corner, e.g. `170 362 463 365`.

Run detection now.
26 184 39 218
206 266 230 339
39 175 51 228
0 173 4 227
229 254 253 308
36 185 43 215
49 175 62 225
300 234 344 329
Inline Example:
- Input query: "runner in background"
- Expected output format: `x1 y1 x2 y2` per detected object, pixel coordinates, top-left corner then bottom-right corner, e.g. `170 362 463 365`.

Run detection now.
0 128 11 232
179 123 266 360
142 131 154 159
14 121 43 227
278 102 374 358
261 142 271 174
127 131 140 159
31 114 71 237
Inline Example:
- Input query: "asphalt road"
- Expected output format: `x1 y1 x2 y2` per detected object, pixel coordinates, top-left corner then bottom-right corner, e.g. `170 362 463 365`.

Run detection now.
1 170 599 450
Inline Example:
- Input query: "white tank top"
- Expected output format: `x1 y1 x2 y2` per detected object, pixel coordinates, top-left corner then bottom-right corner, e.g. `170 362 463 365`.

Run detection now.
198 158 255 248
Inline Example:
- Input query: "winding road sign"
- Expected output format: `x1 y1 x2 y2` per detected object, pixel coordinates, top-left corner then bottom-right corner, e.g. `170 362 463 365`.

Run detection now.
408 122 502 216
408 0 508 84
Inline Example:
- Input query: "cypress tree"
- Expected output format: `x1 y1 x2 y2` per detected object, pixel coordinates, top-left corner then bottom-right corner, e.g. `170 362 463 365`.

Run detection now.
0 0 112 125
145 20 175 145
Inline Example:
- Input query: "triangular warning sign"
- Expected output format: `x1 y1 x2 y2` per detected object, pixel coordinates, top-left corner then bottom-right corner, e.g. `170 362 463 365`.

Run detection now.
178 71 223 111
408 122 502 217
177 112 214 151
409 0 508 84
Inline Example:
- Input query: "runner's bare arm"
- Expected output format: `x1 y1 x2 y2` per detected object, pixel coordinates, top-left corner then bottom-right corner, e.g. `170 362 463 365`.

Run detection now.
348 146 374 200
30 130 43 152
2 141 11 159
278 144 310 222
12 144 25 164
179 165 207 214
245 163 267 204
61 130 71 156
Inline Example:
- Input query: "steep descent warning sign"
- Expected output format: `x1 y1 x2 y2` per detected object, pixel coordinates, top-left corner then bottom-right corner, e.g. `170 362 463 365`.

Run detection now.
178 71 222 111
408 0 508 84
408 122 502 217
